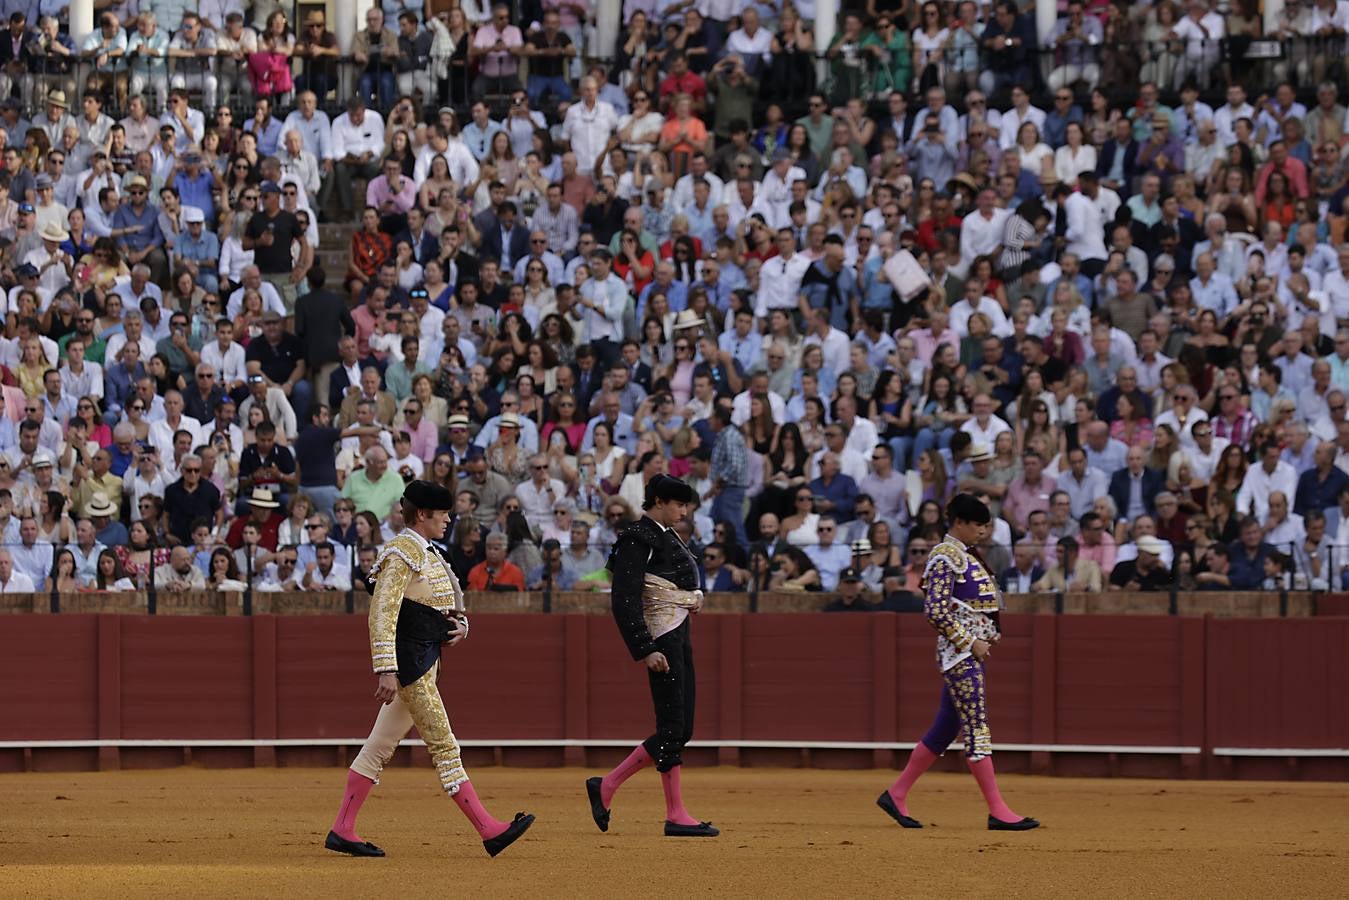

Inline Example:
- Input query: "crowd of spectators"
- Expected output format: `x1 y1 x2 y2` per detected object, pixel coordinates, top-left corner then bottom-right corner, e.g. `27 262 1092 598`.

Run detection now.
3 0 1349 606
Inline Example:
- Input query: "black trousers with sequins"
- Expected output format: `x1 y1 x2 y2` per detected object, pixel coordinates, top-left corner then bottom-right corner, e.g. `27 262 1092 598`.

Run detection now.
641 619 696 772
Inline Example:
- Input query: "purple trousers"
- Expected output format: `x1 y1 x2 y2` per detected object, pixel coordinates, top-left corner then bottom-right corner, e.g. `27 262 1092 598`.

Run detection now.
919 657 992 761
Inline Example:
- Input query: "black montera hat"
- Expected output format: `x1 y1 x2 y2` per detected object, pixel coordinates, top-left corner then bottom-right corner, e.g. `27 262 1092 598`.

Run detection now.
642 474 698 509
947 492 992 525
403 479 454 511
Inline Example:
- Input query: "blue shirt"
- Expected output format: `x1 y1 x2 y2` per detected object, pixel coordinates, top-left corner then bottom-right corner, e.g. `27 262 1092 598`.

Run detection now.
109 443 135 477
800 260 858 333
1228 540 1272 590
460 120 504 162
718 329 761 374
808 473 859 522
244 115 285 157
112 202 164 253
1295 466 1349 517
176 227 219 265
861 255 893 310
173 169 217 225
638 280 688 319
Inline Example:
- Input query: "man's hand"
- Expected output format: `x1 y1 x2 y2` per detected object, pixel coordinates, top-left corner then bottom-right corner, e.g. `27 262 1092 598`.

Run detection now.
445 616 467 647
971 638 992 661
374 673 399 704
644 651 669 673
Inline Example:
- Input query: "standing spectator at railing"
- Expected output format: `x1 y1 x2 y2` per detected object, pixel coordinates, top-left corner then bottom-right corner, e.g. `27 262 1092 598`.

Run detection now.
525 7 577 106
126 12 169 114
292 9 339 103
980 1 1036 97
168 12 218 113
213 12 257 111
723 7 772 79
1047 0 1102 93
247 10 295 107
80 12 128 109
353 7 399 112
25 16 73 111
395 11 434 106
470 4 524 98
1170 0 1225 91
0 13 34 109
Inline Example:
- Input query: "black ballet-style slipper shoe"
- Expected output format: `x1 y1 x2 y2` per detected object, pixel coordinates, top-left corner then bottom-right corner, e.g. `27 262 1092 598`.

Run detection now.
585 777 611 832
324 830 386 857
483 812 535 857
988 815 1041 831
664 820 720 837
876 791 923 828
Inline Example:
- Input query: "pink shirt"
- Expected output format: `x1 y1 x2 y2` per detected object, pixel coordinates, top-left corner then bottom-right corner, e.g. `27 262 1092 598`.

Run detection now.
366 174 417 214
1002 474 1057 532
1078 532 1116 577
473 24 523 77
909 326 958 366
406 417 438 463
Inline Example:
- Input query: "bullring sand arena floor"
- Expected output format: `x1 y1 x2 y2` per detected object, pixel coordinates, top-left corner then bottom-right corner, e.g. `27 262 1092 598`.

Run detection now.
4 767 1347 898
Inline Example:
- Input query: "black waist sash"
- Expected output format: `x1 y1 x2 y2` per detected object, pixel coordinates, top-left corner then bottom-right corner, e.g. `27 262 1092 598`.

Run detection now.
394 601 453 687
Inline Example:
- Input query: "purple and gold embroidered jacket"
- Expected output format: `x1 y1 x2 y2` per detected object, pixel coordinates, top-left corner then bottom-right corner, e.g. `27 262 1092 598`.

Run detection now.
921 533 1003 671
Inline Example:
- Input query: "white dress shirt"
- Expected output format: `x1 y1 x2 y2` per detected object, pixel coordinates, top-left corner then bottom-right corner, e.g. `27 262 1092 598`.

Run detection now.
755 252 810 317
561 99 618 173
331 110 387 161
1235 460 1299 523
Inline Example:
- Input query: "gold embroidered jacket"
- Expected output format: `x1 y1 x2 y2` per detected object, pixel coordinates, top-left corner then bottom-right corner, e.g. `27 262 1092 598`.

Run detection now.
367 530 465 675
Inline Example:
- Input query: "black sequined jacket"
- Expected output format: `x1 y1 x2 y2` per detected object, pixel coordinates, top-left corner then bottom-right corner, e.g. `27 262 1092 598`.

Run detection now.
606 516 700 660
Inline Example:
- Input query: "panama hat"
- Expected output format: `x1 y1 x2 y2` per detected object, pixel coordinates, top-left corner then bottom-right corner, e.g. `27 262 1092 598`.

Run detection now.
672 309 703 331
86 492 118 517
40 221 69 242
246 487 280 509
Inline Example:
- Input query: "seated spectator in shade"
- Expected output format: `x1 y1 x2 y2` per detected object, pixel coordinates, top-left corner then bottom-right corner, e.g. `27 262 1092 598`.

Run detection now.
999 542 1045 593
1033 536 1103 592
467 532 526 591
1227 516 1274 590
153 546 208 591
528 538 577 590
700 541 745 592
0 548 35 593
823 568 875 611
1109 534 1171 591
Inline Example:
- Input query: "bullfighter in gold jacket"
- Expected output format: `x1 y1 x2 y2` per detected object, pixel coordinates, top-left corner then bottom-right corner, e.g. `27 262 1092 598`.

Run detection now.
324 480 534 858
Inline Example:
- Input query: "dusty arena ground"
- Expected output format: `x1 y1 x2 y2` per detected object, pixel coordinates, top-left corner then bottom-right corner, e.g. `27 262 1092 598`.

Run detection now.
3 767 1346 898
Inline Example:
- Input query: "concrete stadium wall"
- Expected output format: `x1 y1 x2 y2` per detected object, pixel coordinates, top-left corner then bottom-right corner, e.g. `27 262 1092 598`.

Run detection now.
2 613 1346 780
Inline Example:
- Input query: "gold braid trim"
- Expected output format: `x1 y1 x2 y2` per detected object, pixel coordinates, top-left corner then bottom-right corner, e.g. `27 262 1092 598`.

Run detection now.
369 549 417 674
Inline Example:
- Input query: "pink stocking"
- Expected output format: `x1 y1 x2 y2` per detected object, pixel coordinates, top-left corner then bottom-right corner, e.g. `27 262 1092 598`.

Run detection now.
660 767 699 826
452 780 510 839
887 743 940 817
967 757 1020 822
600 744 653 807
332 770 375 842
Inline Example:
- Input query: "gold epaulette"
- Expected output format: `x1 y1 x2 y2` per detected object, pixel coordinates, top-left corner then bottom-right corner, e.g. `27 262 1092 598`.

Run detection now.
927 540 967 572
369 533 427 579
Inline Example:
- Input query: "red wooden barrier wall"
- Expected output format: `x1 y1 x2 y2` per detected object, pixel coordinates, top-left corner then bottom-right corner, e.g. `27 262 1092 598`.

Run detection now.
2 613 1346 779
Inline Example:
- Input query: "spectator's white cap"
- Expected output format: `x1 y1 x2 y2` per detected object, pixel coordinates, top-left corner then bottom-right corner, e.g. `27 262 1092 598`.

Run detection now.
1136 535 1166 557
